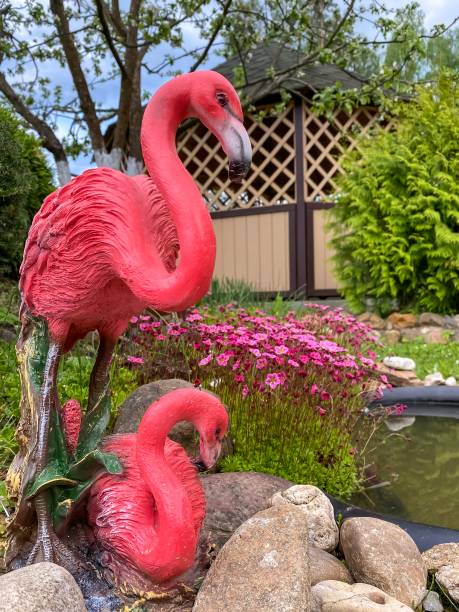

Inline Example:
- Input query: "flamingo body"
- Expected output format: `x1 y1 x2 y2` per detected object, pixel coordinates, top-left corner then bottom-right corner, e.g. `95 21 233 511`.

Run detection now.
87 435 205 583
20 169 178 350
85 388 228 585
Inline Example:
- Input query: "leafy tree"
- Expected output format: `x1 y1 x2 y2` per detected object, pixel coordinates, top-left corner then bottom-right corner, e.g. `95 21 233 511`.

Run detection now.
0 0 456 184
328 72 459 315
0 107 54 276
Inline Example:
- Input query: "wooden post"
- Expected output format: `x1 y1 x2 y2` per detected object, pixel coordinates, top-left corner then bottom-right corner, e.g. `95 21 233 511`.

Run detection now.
293 97 307 296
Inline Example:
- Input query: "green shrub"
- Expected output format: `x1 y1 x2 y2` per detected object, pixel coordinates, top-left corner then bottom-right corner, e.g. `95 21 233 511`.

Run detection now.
0 107 54 276
329 72 459 315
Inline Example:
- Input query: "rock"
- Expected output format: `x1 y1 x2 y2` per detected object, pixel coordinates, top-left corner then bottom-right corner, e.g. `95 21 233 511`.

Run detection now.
454 315 459 328
200 472 292 552
425 329 449 344
0 562 86 611
424 372 445 386
422 590 443 612
383 356 416 371
0 322 16 343
271 484 339 552
193 504 310 612
311 581 413 611
419 313 445 327
340 517 427 607
357 312 386 330
383 330 401 345
400 327 423 341
376 364 423 387
445 376 457 386
422 543 459 604
387 313 418 329
423 543 459 572
114 379 233 464
310 547 353 586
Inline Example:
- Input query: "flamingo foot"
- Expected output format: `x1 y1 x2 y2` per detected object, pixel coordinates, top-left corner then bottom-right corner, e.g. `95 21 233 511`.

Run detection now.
28 523 81 570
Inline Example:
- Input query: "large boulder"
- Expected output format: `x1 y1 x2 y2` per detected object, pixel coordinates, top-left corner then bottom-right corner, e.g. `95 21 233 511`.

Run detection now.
0 562 86 611
114 379 233 462
340 517 427 607
309 547 353 586
200 472 292 551
311 580 413 611
271 485 339 552
193 504 310 612
422 543 459 603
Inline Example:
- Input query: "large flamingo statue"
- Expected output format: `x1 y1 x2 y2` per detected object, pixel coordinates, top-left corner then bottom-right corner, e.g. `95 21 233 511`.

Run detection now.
86 388 228 586
8 70 251 567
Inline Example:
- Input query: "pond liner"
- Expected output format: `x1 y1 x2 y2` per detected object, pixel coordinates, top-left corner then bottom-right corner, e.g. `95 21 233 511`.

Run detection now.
369 385 459 418
326 386 459 551
327 495 459 552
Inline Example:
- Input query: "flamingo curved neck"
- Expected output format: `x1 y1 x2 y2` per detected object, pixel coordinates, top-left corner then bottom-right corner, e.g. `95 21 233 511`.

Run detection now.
134 393 204 579
138 78 216 311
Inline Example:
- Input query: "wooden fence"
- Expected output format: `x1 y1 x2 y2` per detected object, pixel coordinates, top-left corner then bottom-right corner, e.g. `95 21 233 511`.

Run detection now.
177 97 390 297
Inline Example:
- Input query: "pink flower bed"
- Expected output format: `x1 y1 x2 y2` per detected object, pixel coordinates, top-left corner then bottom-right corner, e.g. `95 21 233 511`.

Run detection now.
127 304 393 497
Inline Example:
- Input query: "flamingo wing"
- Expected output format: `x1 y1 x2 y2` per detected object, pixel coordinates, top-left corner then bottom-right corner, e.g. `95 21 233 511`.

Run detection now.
20 168 179 322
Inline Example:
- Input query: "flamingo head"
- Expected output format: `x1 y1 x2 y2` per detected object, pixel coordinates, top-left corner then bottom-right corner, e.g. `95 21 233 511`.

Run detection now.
192 392 229 471
188 70 252 184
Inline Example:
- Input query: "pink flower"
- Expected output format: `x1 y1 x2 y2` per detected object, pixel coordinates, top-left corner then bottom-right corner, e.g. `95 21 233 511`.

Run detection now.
130 316 139 324
318 407 327 416
234 374 245 383
265 372 286 390
310 383 318 395
288 359 299 368
140 314 151 321
274 345 289 355
127 355 144 364
199 355 212 366
249 348 261 358
256 357 268 370
216 351 232 366
186 313 203 322
242 385 250 397
320 391 331 402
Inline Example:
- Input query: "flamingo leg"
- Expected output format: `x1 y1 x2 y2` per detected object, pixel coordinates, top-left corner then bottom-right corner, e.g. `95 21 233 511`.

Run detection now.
87 335 117 412
28 341 78 568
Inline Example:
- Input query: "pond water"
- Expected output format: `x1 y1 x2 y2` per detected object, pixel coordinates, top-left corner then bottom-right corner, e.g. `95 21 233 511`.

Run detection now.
350 415 459 530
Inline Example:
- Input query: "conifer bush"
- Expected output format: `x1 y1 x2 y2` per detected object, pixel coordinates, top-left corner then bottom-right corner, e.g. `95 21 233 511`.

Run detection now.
329 73 459 315
0 108 54 276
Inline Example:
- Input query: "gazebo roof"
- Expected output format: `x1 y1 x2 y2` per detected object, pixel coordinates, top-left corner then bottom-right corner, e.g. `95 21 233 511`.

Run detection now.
213 42 365 103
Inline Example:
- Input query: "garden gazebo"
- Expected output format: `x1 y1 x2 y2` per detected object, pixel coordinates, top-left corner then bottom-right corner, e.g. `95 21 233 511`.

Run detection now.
177 43 391 297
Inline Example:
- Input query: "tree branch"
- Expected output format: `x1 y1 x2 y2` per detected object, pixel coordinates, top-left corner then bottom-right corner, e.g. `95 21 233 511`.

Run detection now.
0 70 67 162
50 0 105 152
94 0 128 79
189 0 233 72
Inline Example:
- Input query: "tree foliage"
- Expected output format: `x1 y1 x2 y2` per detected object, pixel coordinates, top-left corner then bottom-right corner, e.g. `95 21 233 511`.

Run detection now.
0 0 456 183
329 73 459 315
0 107 54 276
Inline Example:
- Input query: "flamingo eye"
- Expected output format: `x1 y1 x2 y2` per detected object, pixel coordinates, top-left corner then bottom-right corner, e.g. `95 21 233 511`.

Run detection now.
216 92 228 107
215 427 221 437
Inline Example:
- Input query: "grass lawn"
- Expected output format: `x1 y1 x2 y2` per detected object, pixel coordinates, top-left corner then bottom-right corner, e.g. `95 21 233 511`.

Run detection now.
374 339 459 380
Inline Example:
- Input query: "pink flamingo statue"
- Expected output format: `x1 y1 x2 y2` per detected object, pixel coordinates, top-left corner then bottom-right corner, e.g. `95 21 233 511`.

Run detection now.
15 70 251 565
86 388 228 586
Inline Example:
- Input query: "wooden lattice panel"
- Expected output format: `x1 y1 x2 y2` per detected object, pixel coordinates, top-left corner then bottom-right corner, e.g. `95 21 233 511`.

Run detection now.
176 103 296 211
303 104 392 200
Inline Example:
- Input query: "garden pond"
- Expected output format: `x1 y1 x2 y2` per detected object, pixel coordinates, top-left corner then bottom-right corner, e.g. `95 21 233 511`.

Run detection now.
350 413 459 531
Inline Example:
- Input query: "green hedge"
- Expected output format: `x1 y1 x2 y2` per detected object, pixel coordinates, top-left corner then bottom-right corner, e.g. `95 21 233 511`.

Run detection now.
0 108 54 276
329 72 459 315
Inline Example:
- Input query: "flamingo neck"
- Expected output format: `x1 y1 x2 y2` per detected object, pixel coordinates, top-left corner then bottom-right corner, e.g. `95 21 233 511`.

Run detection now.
135 392 204 580
138 77 216 311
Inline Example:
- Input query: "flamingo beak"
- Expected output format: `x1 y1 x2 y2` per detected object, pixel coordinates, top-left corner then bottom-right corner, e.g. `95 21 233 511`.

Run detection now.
193 439 222 471
218 114 252 185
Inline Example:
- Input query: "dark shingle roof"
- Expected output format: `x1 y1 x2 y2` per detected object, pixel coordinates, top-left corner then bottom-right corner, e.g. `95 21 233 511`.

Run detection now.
213 42 365 103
